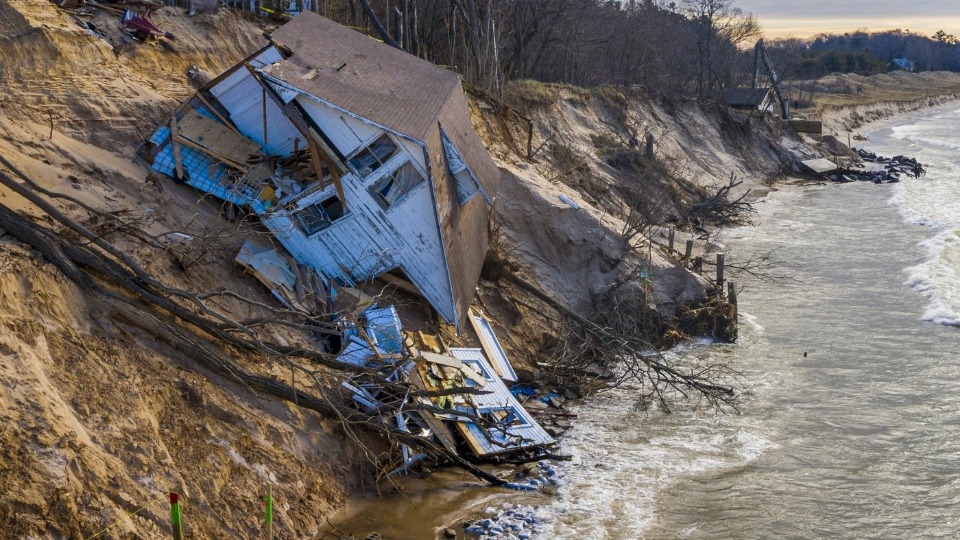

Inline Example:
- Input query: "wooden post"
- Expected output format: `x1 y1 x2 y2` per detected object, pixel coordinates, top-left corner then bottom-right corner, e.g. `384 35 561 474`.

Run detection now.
169 493 184 540
716 253 725 288
526 120 533 161
261 87 269 147
668 228 675 253
727 282 737 305
683 239 693 261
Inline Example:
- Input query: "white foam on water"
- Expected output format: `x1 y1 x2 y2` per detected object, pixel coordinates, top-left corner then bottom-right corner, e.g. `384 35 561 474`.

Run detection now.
535 408 773 539
738 311 764 335
866 105 960 328
534 339 774 539
904 229 960 327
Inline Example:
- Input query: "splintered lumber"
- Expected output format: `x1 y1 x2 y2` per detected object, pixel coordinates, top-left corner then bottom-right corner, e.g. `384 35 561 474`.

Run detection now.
173 108 261 168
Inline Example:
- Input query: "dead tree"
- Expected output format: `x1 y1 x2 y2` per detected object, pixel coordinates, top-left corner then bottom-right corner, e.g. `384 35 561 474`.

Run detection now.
687 173 754 227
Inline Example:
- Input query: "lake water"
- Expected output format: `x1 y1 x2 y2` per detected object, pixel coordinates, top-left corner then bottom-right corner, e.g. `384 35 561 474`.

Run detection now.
536 103 960 539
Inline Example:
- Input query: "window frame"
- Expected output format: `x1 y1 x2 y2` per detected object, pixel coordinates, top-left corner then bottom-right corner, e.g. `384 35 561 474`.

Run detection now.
368 161 425 210
347 133 400 177
293 194 347 236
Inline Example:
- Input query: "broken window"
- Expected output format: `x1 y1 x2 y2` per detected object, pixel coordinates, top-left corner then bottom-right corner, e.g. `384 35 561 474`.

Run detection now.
369 162 424 209
293 194 346 235
348 133 399 177
462 359 493 382
441 128 484 205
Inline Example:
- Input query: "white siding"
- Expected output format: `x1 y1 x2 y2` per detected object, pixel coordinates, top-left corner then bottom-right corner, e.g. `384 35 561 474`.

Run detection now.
209 48 301 157
448 348 555 455
262 155 456 323
295 95 380 157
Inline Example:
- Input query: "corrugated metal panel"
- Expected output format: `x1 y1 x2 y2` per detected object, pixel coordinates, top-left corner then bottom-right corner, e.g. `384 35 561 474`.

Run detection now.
448 348 555 455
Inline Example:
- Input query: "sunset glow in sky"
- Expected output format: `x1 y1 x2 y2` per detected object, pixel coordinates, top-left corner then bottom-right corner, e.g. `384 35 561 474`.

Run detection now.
731 0 960 39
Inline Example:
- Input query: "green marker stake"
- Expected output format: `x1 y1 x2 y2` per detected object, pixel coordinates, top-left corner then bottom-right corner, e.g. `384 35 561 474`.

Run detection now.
264 491 274 540
169 493 184 540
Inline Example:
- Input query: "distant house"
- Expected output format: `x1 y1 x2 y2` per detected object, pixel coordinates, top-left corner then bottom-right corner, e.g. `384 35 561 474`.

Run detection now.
890 58 915 72
724 87 774 113
141 12 500 331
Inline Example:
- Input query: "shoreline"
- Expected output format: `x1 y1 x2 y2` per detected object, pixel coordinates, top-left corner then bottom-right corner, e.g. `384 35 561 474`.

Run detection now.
319 93 960 540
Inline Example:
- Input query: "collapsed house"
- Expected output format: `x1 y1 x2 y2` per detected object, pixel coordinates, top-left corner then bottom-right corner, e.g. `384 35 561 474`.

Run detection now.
140 11 500 332
141 13 554 467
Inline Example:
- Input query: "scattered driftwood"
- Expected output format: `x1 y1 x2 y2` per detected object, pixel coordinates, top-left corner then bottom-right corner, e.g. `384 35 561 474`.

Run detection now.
688 173 754 227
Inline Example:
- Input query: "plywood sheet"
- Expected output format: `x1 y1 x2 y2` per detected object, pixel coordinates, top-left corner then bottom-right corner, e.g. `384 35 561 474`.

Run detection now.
175 108 261 167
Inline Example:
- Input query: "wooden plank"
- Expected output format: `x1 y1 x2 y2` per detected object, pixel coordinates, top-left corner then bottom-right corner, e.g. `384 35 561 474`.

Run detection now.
170 115 185 180
468 310 518 382
173 134 248 170
376 271 424 297
193 92 243 136
405 363 459 454
174 108 261 166
309 127 346 208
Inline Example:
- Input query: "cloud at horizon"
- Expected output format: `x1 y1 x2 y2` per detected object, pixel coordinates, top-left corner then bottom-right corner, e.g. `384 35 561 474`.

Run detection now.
730 0 960 38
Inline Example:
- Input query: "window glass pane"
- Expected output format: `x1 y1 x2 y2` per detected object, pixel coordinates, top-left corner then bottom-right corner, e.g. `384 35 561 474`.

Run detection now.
370 162 423 208
369 135 398 162
295 205 328 235
348 149 378 176
349 134 399 177
294 195 344 235
455 169 479 204
321 196 345 220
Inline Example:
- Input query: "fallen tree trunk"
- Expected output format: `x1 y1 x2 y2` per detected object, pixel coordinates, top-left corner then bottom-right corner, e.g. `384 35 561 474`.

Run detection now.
0 169 510 485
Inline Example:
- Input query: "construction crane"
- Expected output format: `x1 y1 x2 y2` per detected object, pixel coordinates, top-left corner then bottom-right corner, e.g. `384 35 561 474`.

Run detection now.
753 39 791 119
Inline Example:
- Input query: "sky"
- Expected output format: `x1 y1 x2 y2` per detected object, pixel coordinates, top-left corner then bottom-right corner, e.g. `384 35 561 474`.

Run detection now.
731 0 960 39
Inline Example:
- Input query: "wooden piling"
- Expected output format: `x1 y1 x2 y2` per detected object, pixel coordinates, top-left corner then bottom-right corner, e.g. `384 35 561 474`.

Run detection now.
668 228 675 253
727 282 737 305
526 121 534 161
683 239 693 261
716 253 725 288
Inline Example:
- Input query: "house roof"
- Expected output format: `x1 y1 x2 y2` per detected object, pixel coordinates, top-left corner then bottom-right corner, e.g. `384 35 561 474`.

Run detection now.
267 12 463 142
724 88 771 107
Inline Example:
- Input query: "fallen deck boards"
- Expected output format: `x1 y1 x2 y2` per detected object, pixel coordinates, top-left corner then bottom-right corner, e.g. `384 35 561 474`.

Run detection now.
175 107 261 167
469 310 518 382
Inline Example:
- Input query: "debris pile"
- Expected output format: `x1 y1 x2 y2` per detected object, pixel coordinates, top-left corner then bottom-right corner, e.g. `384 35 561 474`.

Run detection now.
229 238 560 473
333 304 557 474
54 1 177 55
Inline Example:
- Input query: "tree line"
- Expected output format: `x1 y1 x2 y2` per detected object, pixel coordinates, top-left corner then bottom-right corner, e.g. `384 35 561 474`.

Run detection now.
246 0 760 97
767 29 960 79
